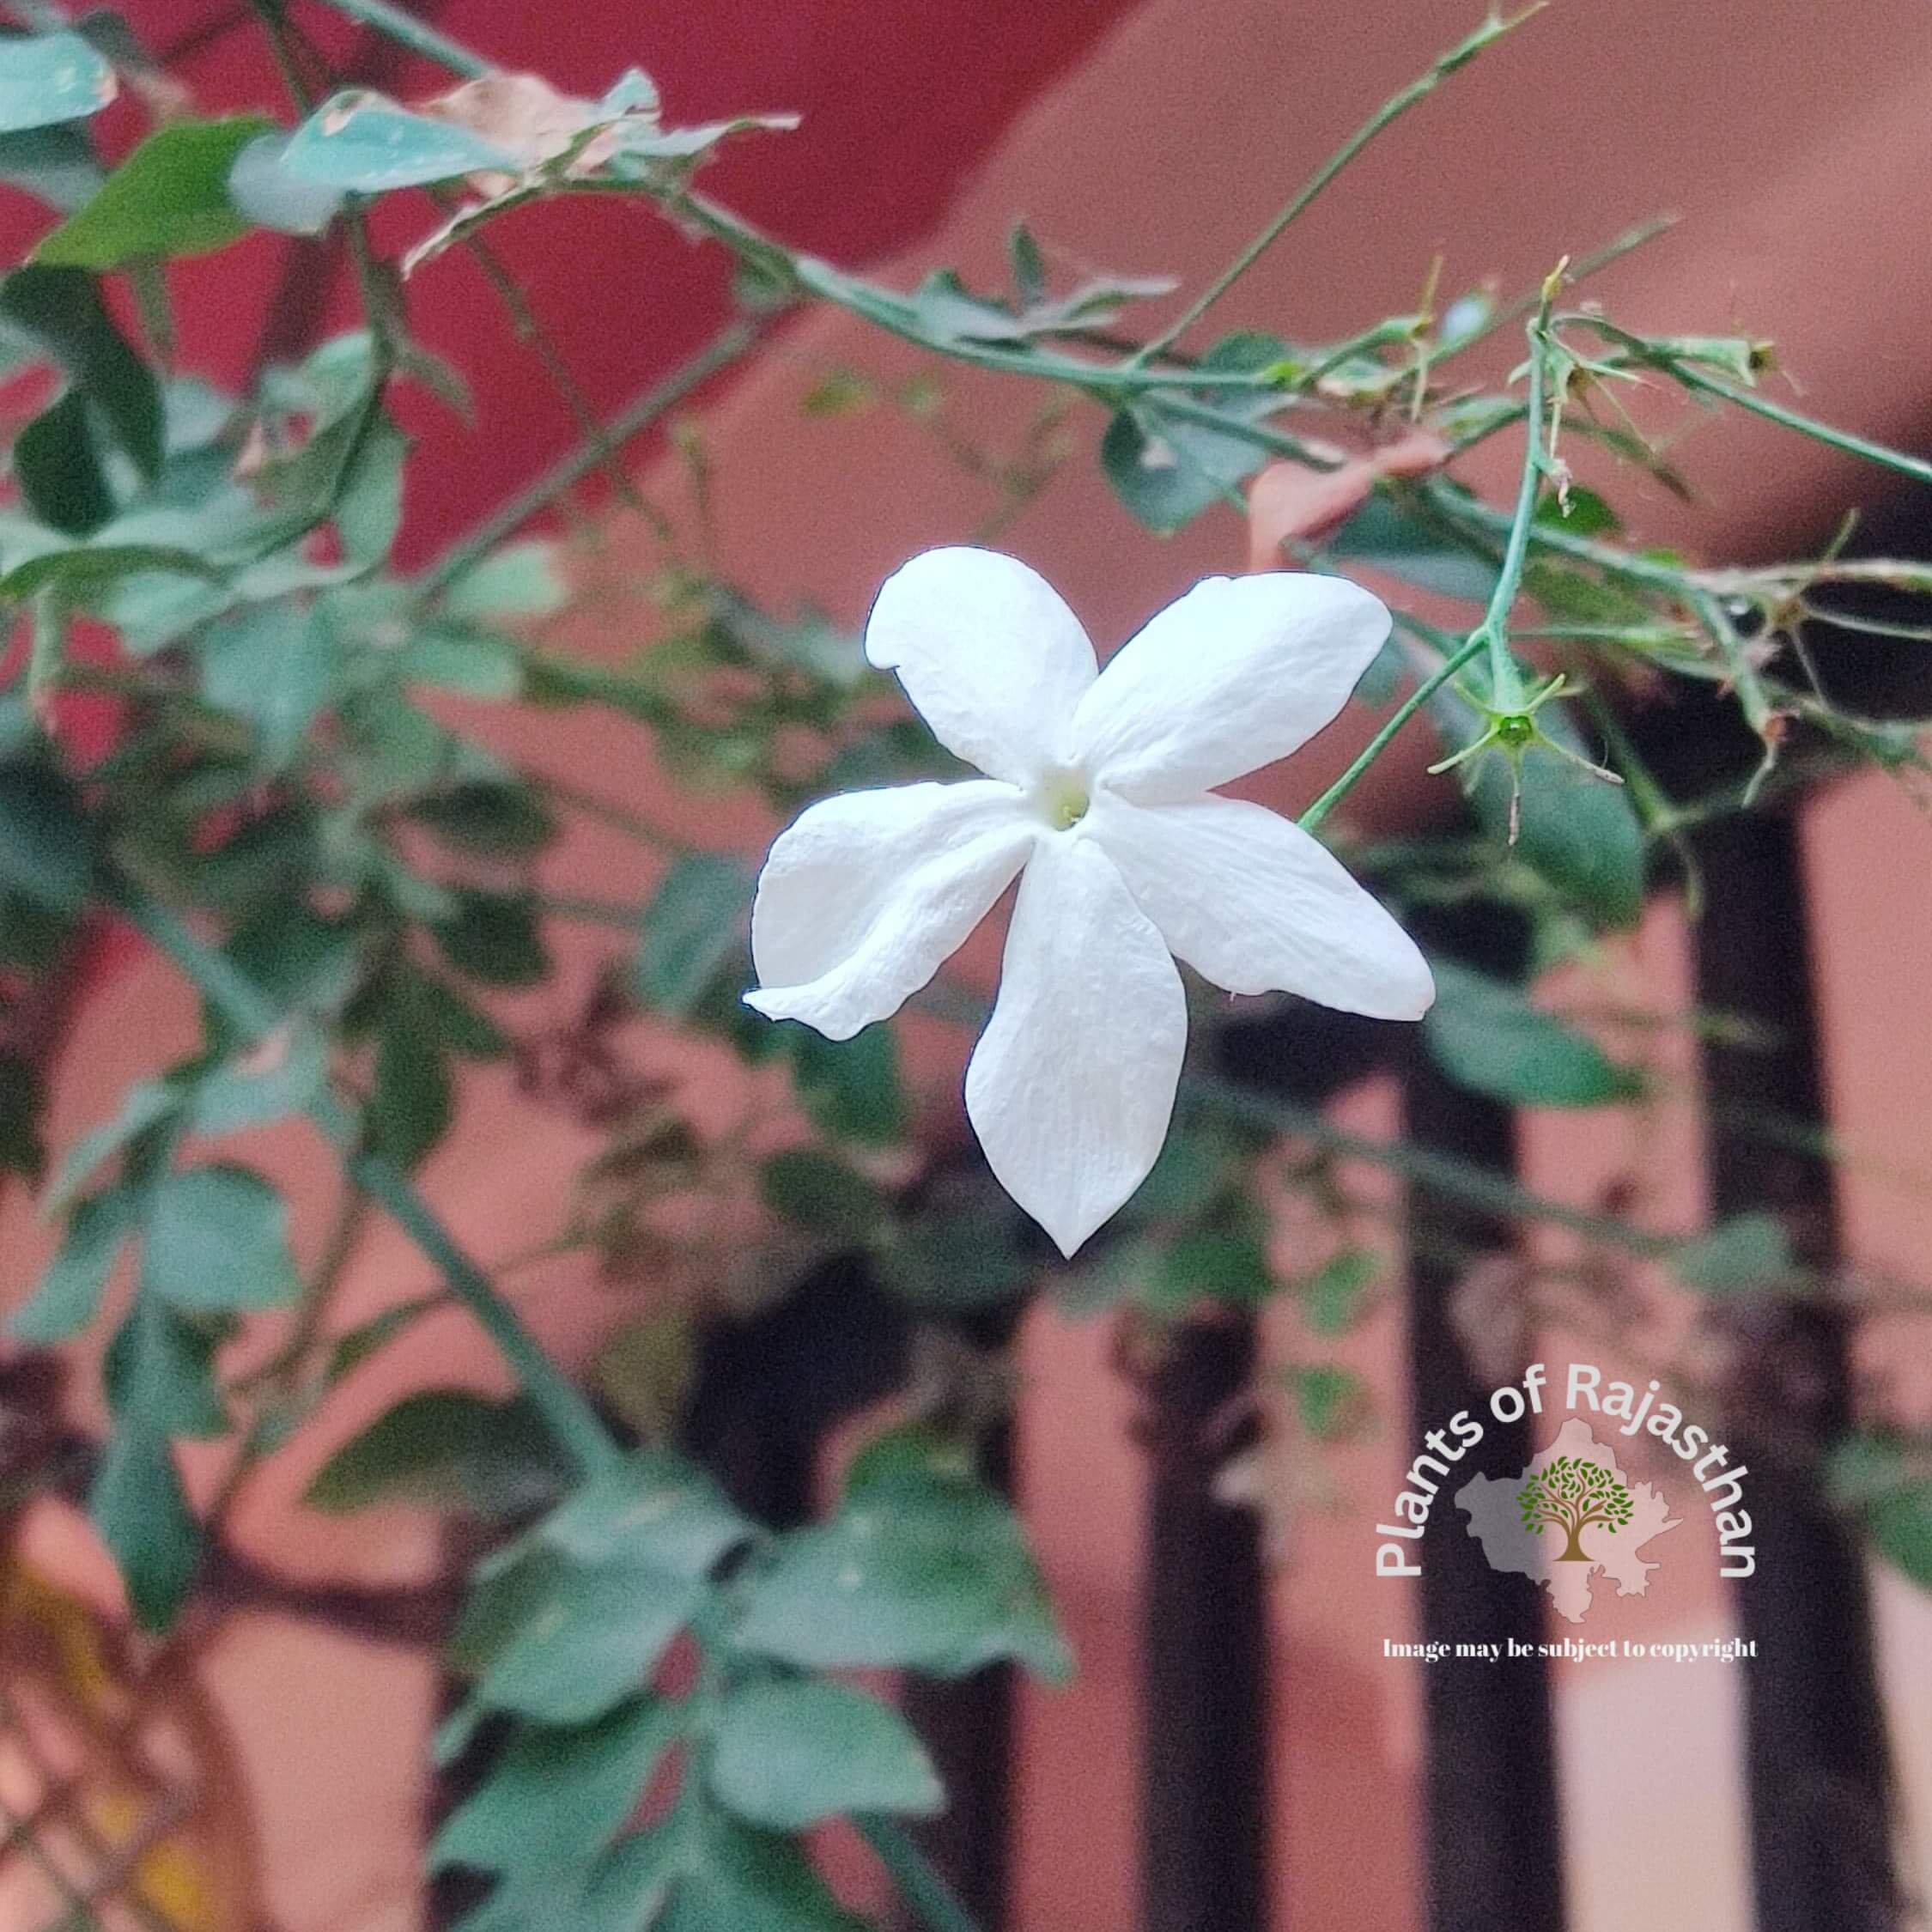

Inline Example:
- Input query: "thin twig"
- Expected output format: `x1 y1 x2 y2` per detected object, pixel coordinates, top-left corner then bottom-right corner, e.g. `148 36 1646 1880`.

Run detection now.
434 196 650 517
1298 629 1489 833
1186 1072 1680 1259
422 319 761 596
307 0 489 76
1131 6 1547 363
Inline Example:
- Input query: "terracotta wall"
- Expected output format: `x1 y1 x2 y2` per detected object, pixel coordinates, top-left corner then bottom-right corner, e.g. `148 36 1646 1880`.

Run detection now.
8 1 1932 1926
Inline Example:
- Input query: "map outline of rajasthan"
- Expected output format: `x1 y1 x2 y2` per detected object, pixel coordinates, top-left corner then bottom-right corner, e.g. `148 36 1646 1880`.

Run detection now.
1455 1417 1680 1624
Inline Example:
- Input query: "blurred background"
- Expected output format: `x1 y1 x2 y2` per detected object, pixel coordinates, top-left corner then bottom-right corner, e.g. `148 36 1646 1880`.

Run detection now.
3 1 1932 1929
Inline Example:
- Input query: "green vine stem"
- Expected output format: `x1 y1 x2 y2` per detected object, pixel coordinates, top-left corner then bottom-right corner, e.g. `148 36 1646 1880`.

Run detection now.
305 0 1553 485
1469 266 1566 714
422 317 762 596
1188 1073 1680 1259
313 0 489 75
1298 629 1489 834
1558 312 1932 491
858 1818 985 1932
1129 4 1546 364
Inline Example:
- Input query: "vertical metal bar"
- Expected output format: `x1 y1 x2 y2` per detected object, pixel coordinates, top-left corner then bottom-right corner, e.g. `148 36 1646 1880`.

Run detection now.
1134 1309 1269 1932
1691 809 1902 1932
1401 908 1566 1932
901 1420 1016 1930
684 1258 1026 1928
1156 999 1401 1932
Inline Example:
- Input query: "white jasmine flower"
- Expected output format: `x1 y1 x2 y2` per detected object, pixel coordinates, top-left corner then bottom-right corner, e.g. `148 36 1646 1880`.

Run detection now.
744 547 1433 1256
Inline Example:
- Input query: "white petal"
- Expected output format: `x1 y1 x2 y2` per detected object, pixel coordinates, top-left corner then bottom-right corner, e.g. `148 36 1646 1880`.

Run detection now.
747 781 1034 1041
1086 790 1434 1018
1069 572 1390 802
964 833 1185 1255
865 547 1098 785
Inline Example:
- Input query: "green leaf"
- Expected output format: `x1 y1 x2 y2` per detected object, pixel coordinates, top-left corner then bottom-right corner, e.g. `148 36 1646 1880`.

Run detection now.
781 1022 907 1145
1007 222 1046 308
535 1449 754 1578
1118 1123 1244 1225
410 782 556 858
1673 1212 1798 1296
225 131 343 236
1329 494 1497 603
883 260 1170 348
323 1291 443 1386
474 1557 706 1724
34 116 274 268
1533 484 1621 538
1520 561 1652 630
10 1185 134 1342
175 804 319 914
247 333 381 540
15 385 112 532
394 626 525 699
1855 1484 1932 1592
0 125 102 212
736 1426 1070 1680
590 1817 867 1932
441 540 569 621
337 683 454 801
1151 1228 1273 1309
1100 401 1265 534
413 969 511 1059
199 600 342 769
370 1004 453 1170
447 1544 575 1680
1302 1247 1381 1336
142 1163 300 1313
593 1315 697 1445
0 1049 42 1181
279 89 521 191
44 1076 177 1215
757 1148 885 1241
334 411 406 567
90 1406 199 1632
90 1296 213 1631
1291 1362 1368 1441
0 266 162 476
1423 958 1643 1109
306 1389 570 1517
185 1023 328 1135
0 891 67 973
700 586 868 688
434 890 549 987
875 1203 1032 1313
0 31 114 135
222 909 362 1028
709 1680 943 1831
430 1696 684 1876
634 853 752 1018
1827 1433 1932 1589
0 540 219 604
101 1297 227 1437
0 763 90 912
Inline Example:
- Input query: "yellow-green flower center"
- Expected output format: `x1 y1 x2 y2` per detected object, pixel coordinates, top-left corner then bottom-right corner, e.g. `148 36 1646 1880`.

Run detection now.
1035 766 1091 830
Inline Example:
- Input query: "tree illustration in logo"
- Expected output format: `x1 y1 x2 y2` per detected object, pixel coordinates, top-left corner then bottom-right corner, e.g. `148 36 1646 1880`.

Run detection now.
1516 1455 1635 1562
